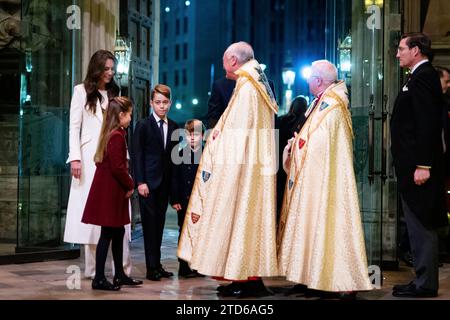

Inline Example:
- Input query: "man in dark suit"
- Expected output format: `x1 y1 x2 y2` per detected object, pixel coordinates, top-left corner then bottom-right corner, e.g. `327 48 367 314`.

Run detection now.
132 84 179 281
391 32 448 298
206 77 276 129
206 77 236 129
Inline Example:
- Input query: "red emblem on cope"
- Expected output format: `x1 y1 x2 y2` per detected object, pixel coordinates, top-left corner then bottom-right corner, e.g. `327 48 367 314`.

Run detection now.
213 130 219 140
298 138 306 149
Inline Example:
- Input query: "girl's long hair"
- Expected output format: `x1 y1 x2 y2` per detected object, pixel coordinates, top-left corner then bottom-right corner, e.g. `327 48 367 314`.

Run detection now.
83 50 120 114
94 97 133 163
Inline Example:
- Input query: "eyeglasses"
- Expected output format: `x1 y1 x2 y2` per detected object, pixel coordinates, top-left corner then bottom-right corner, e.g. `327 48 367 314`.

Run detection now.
308 75 335 83
152 100 170 106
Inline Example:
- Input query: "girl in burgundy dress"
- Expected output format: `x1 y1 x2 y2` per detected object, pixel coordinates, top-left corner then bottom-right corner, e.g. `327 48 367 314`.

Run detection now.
82 96 142 291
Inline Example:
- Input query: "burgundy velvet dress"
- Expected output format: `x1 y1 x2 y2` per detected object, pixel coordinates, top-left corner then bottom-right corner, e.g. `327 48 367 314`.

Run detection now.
82 128 134 227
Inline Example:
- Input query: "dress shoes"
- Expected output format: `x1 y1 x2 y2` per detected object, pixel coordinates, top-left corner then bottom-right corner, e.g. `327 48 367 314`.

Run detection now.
335 291 357 300
158 266 174 278
304 289 357 300
392 283 438 298
179 270 198 278
219 280 273 298
179 266 196 278
285 284 308 296
393 281 415 292
217 282 241 296
92 278 121 291
193 271 205 278
237 280 274 298
113 275 143 286
146 269 162 281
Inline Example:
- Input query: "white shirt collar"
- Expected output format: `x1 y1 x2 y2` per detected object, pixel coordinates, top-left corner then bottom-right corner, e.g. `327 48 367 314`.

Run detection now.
152 112 168 124
411 59 429 74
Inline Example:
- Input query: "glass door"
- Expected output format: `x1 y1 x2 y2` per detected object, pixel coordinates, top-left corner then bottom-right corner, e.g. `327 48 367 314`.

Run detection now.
16 0 78 255
325 0 400 269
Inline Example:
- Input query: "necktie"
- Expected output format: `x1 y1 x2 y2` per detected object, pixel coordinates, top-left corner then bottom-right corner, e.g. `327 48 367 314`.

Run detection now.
159 119 165 149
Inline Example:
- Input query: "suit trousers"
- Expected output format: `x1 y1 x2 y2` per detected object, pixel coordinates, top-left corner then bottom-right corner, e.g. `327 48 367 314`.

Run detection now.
139 184 169 270
401 196 439 291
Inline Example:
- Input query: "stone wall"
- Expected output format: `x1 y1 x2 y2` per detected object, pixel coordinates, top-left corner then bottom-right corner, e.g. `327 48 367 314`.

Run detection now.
0 116 18 241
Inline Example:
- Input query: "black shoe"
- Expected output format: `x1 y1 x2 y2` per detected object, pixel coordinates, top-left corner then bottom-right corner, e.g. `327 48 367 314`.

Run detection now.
113 275 143 286
193 270 205 278
92 278 121 291
158 266 174 278
285 284 308 296
146 269 162 281
218 282 243 297
236 280 274 298
336 291 357 300
392 285 438 298
393 281 415 292
179 270 197 278
217 282 233 293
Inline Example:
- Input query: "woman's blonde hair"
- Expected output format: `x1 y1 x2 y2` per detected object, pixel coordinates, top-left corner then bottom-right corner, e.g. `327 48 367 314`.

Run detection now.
94 96 133 163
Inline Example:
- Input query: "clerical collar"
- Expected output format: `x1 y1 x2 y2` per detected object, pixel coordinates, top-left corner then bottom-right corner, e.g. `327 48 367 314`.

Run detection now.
315 91 325 100
152 112 168 124
411 59 428 74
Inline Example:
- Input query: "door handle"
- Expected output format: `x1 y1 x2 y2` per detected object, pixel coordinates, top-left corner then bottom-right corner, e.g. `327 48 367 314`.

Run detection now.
381 94 388 183
368 94 375 185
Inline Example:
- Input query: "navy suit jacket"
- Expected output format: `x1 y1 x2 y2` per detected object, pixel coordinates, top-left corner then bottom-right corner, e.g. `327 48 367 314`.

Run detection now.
132 114 179 190
206 77 276 129
171 146 202 212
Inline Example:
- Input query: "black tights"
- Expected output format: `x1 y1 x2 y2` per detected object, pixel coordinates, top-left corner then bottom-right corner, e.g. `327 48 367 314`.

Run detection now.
95 226 125 281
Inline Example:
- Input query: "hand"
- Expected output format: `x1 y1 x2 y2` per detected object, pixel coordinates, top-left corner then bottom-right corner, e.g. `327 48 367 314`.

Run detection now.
125 189 134 198
191 212 200 224
285 132 298 156
71 160 82 179
414 167 430 186
138 184 150 197
172 203 182 211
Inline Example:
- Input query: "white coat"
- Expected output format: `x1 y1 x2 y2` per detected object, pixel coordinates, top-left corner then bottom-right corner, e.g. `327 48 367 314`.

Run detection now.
64 84 132 245
64 84 106 244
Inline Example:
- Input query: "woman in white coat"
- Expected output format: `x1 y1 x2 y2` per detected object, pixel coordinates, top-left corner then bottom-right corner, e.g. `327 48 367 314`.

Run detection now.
64 50 132 278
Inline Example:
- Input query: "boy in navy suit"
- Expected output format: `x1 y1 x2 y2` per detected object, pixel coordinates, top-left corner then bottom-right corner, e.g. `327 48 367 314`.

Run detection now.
171 119 205 278
132 84 179 281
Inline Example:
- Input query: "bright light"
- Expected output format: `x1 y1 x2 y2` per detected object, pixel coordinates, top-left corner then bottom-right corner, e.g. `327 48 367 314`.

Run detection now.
176 103 182 110
185 1 191 6
282 70 296 87
26 94 31 102
341 62 352 72
192 98 199 105
165 7 170 12
260 64 267 71
301 66 312 80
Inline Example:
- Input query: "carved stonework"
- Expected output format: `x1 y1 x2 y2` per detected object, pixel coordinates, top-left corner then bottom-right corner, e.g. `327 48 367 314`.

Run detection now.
0 0 21 50
423 0 450 67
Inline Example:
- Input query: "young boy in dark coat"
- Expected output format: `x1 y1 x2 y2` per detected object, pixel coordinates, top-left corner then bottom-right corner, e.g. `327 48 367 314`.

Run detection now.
171 119 205 278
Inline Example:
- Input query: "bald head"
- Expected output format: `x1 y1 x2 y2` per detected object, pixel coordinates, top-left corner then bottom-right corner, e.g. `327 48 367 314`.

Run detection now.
311 60 338 82
223 42 254 80
308 60 338 96
224 42 254 64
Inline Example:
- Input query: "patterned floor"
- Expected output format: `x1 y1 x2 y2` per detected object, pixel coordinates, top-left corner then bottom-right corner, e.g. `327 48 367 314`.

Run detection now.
0 209 449 300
